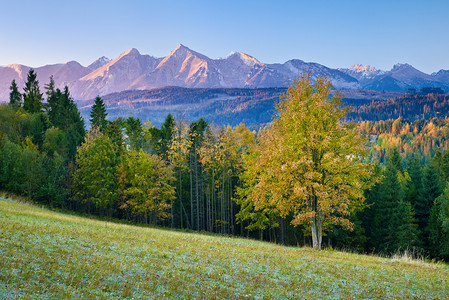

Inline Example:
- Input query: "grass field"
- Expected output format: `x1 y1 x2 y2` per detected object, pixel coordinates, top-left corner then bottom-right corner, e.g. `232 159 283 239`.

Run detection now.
0 197 448 299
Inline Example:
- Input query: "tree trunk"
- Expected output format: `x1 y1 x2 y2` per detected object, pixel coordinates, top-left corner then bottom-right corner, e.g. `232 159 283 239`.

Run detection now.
190 152 193 229
310 193 322 249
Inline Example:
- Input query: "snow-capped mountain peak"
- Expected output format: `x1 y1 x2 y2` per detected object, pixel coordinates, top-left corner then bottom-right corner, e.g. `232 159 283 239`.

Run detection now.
238 52 261 66
87 56 111 71
348 64 378 73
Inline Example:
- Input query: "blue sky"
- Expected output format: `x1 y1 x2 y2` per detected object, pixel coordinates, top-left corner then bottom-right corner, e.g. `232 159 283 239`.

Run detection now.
0 0 448 73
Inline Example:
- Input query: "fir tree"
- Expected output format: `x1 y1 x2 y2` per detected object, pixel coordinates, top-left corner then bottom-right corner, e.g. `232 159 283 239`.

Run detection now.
23 69 43 113
9 79 22 106
89 96 108 131
45 75 55 99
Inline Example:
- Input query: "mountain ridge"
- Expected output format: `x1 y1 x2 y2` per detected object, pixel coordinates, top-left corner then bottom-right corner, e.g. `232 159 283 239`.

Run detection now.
1 45 448 101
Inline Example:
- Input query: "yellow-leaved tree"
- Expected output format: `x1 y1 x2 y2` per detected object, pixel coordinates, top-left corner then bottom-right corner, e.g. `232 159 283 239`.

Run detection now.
240 74 376 249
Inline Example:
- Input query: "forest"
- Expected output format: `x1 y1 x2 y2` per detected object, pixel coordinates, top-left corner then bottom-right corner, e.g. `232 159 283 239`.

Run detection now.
349 92 449 121
1 70 449 260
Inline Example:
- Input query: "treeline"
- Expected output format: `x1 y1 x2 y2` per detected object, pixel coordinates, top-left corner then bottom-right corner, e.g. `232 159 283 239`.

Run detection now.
356 149 449 259
349 93 449 121
1 71 449 260
359 117 449 164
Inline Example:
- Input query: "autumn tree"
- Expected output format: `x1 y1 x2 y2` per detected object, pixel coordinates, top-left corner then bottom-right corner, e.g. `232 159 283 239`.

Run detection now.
239 74 375 249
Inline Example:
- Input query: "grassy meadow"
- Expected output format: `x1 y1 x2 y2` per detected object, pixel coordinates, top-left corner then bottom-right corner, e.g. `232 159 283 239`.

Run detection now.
0 196 448 299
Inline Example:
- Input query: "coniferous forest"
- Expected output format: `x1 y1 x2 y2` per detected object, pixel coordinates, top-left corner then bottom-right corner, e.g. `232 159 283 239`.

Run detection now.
1 70 449 261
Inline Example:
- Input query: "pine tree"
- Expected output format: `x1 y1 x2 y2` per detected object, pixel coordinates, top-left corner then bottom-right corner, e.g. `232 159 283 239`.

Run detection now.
9 79 22 106
23 69 43 113
89 96 108 131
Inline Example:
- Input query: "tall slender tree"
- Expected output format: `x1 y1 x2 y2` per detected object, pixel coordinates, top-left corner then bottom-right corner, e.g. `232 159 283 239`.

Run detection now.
23 69 43 113
90 96 108 131
9 79 22 106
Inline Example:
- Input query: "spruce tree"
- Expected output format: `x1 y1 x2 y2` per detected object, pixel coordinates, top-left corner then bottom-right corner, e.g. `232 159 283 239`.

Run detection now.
418 159 443 250
9 79 22 106
406 155 422 211
428 184 449 259
23 69 43 113
45 75 55 99
372 149 420 254
441 150 449 182
160 113 176 158
47 86 85 160
89 96 108 131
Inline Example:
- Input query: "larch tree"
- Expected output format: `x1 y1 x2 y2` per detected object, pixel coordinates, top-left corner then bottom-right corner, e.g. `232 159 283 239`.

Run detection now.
239 74 376 249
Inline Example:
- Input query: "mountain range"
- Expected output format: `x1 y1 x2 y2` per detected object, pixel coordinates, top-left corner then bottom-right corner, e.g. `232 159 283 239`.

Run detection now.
0 44 448 101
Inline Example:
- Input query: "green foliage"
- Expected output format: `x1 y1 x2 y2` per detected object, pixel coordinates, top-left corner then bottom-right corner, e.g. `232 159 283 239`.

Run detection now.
371 150 420 254
89 96 108 131
429 184 449 259
160 113 176 157
125 117 143 150
47 86 85 160
23 69 43 113
42 127 68 159
72 131 119 213
104 117 126 155
120 149 175 223
9 79 22 106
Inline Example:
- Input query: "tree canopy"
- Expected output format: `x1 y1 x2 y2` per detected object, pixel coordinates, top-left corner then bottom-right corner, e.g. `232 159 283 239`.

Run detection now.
239 74 376 249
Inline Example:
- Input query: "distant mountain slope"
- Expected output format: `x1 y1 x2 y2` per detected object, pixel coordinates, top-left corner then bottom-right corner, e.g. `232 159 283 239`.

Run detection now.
77 87 406 128
1 45 449 101
340 64 449 91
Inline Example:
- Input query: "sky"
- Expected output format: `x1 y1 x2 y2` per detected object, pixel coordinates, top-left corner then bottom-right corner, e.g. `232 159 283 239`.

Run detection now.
0 0 448 74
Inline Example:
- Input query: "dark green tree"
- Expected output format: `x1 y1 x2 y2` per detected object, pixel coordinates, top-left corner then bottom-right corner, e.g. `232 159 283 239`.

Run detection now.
45 75 56 99
428 184 449 259
406 155 423 210
89 96 108 131
47 86 85 160
125 117 143 150
372 150 420 254
72 131 119 216
418 158 443 250
23 69 43 113
159 113 176 158
9 79 22 106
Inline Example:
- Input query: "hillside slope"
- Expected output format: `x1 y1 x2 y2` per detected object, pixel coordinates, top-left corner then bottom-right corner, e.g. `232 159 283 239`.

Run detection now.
0 197 447 298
